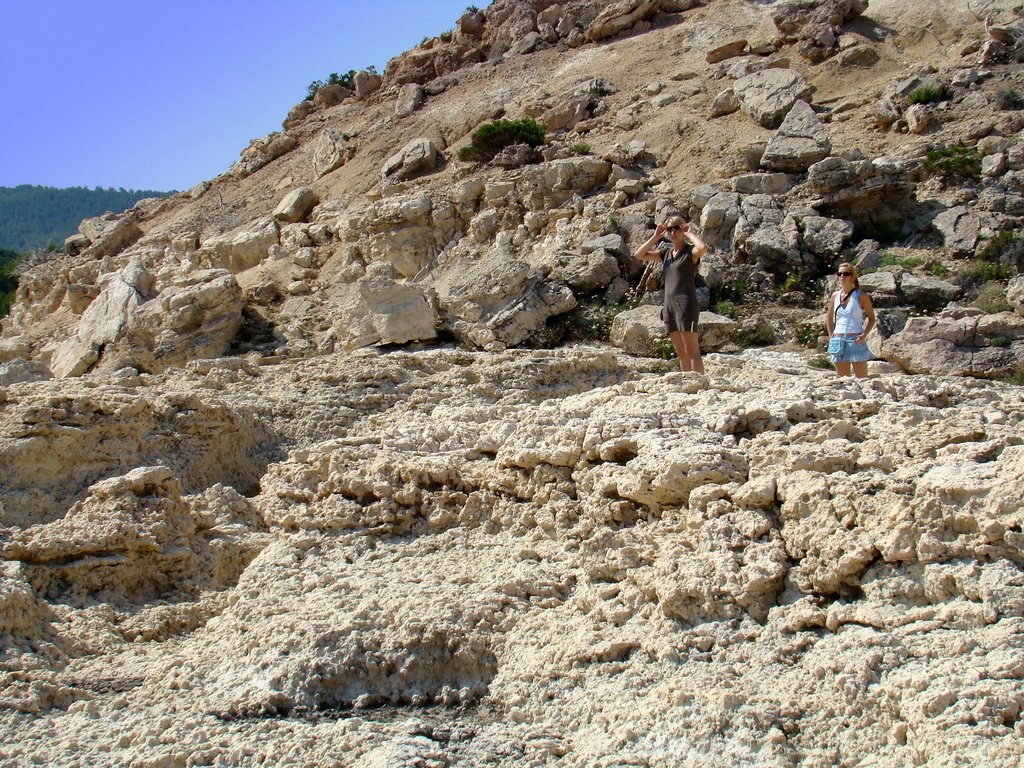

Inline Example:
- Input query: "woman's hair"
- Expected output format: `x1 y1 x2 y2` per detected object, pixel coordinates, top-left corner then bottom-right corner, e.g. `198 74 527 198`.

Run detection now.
838 261 861 290
665 215 685 227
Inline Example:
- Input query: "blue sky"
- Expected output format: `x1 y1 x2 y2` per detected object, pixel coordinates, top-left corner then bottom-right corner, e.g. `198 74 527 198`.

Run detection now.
0 0 474 192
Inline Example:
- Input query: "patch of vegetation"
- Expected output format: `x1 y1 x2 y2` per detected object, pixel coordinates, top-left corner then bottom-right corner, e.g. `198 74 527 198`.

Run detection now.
926 262 949 278
990 336 1012 348
457 118 546 162
1003 365 1024 386
881 252 926 270
995 87 1024 110
450 351 474 366
713 300 738 318
973 281 1011 314
531 301 617 347
921 145 981 183
648 335 676 360
906 84 944 105
571 143 592 156
710 278 748 308
306 71 352 100
780 271 812 294
466 5 480 13
488 41 510 64
795 323 821 348
977 231 1023 275
1 248 21 318
808 356 834 370
732 324 776 348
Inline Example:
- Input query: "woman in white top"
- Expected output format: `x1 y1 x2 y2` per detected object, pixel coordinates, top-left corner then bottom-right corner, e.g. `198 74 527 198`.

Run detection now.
824 262 876 378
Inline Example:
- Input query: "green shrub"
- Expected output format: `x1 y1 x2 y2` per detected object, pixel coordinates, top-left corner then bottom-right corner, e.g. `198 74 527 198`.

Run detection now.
732 324 775 348
990 336 1012 348
713 300 738 318
649 336 676 360
881 252 925 270
531 302 617 347
305 70 355 101
795 323 821 348
488 41 510 64
457 118 546 162
973 281 1010 314
977 231 1023 275
1004 365 1024 385
926 262 949 278
921 145 981 182
995 87 1024 110
571 143 592 155
808 356 834 370
906 85 944 105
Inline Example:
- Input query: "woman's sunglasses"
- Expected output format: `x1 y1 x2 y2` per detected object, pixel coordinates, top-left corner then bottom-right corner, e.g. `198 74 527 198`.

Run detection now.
837 271 854 276
666 225 683 232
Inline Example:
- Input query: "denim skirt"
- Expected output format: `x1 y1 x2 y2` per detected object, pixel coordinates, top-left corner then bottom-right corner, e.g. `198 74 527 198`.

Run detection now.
828 336 871 364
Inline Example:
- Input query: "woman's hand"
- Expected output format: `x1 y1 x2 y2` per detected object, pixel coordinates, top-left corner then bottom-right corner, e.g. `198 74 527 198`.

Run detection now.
654 222 668 238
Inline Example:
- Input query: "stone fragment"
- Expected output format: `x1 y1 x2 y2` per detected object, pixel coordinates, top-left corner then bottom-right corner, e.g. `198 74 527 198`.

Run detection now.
273 188 318 224
760 100 832 172
313 127 356 178
735 68 813 129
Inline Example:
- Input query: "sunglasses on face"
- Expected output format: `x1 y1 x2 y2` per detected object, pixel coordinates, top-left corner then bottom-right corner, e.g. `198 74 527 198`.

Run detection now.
837 271 854 277
666 225 683 232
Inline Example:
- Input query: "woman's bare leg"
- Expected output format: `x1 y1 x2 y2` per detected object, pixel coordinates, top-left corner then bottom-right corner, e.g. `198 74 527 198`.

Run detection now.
851 361 869 378
669 331 704 373
834 362 853 377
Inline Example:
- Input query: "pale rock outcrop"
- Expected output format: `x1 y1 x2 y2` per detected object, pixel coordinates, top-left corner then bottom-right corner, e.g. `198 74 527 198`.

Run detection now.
710 87 741 117
395 83 425 117
1 467 254 600
230 132 298 178
0 337 30 364
734 68 812 129
77 214 143 259
312 126 356 178
933 205 984 257
759 99 832 172
1008 275 1024 315
586 0 660 43
272 188 318 224
432 249 575 349
197 216 280 274
771 0 868 62
0 358 52 387
382 137 441 185
329 263 438 350
883 310 1024 377
338 192 454 279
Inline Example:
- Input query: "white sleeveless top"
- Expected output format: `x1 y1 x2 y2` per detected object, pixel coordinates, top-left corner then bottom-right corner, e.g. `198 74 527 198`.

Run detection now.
833 289 864 335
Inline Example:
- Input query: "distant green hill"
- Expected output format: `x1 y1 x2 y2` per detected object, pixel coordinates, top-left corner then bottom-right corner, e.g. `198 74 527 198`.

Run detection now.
0 185 174 253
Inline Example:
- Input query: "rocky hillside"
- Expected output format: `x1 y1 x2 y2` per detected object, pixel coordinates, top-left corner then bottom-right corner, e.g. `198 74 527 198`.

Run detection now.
2 1 1024 766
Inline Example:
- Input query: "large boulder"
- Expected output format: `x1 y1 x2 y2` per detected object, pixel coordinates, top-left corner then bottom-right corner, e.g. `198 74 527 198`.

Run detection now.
78 214 143 259
382 138 441 185
882 310 1024 377
313 127 356 179
197 217 280 274
734 69 813 129
933 206 984 258
760 100 832 172
230 132 298 178
338 192 455 279
329 264 438 350
273 188 318 224
432 248 576 350
586 0 661 42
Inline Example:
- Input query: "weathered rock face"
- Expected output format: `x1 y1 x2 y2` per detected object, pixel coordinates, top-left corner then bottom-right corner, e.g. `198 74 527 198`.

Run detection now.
2 349 1022 765
882 309 1024 377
